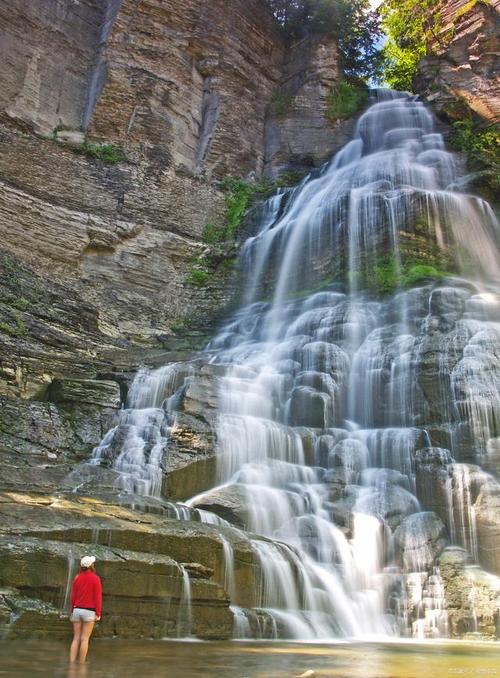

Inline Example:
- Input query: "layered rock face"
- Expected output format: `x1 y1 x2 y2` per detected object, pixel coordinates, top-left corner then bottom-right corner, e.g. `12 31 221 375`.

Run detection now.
0 493 264 640
89 0 284 179
0 0 115 135
264 36 349 176
0 0 345 394
415 0 500 123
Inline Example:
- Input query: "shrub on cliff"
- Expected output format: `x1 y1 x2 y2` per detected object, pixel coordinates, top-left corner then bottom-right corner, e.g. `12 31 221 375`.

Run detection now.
379 0 436 91
266 0 382 80
327 80 369 121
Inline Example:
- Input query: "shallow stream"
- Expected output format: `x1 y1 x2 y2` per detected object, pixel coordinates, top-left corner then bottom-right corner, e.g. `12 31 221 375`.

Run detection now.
1 639 499 677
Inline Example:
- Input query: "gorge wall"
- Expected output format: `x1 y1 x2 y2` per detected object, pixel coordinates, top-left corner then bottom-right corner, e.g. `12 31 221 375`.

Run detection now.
0 0 343 391
415 0 500 123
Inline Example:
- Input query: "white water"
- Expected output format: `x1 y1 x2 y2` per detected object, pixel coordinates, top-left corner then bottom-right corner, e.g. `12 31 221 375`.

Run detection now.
89 90 500 640
90 363 193 496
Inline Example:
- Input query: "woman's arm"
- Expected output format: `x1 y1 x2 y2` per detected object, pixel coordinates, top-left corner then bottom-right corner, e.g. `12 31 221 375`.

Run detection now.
94 576 102 619
70 577 76 612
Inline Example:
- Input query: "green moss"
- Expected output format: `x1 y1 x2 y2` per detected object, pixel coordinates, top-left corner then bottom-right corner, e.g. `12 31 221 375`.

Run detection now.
403 264 450 286
454 0 490 20
373 256 400 295
193 171 307 287
0 251 19 275
327 81 368 122
368 254 454 296
187 268 210 287
0 310 26 337
52 121 73 140
11 297 30 311
450 119 500 199
202 222 223 245
82 141 125 164
269 91 292 118
170 316 194 333
222 178 253 240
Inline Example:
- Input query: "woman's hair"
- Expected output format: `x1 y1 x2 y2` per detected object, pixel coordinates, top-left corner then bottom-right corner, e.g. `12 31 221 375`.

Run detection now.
79 564 95 573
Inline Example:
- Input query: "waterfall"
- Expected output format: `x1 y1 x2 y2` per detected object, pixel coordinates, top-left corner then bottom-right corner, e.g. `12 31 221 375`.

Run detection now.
90 90 500 640
90 363 193 496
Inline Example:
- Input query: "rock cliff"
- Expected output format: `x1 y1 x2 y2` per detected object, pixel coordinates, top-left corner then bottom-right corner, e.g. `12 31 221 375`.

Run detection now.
415 0 500 123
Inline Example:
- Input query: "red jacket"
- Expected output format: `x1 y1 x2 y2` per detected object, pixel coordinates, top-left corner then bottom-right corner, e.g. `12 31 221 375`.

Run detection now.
70 571 102 618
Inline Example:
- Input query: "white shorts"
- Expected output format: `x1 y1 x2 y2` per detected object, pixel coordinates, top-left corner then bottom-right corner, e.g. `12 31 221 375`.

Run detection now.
71 607 96 622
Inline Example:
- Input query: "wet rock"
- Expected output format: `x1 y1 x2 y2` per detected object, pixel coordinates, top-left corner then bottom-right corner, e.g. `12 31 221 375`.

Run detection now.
429 287 471 318
394 511 447 572
328 439 369 474
323 469 352 501
48 378 121 409
190 484 249 528
438 546 500 640
415 447 453 523
0 491 274 638
315 429 348 467
354 485 420 530
416 326 470 423
293 427 317 466
484 437 500 478
360 468 409 489
474 483 500 575
165 412 217 501
288 386 334 428
301 342 349 381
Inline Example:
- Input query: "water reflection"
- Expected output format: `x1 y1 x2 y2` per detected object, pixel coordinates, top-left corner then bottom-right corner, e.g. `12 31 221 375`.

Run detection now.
0 640 499 678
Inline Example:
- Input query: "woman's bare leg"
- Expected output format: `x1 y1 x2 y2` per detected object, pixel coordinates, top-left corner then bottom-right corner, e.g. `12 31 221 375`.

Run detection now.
78 621 95 664
69 621 83 663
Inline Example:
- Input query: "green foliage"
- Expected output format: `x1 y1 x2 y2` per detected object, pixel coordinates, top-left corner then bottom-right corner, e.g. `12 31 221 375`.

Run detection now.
450 119 500 196
82 141 125 164
170 316 194 334
450 119 500 166
187 268 210 287
202 222 223 245
266 0 382 80
192 171 307 287
10 297 30 311
403 263 449 286
380 0 439 91
367 254 453 295
373 256 400 295
269 91 292 117
327 81 368 122
0 310 26 337
222 178 254 240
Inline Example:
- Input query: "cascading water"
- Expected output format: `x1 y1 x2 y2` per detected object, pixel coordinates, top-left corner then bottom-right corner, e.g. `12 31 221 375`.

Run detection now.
89 90 500 640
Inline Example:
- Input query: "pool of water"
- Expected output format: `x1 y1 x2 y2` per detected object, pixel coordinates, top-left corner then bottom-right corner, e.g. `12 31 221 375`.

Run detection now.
0 640 499 678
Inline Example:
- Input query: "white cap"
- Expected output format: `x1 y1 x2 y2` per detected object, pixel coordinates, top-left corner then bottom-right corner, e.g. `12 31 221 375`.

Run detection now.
80 555 96 568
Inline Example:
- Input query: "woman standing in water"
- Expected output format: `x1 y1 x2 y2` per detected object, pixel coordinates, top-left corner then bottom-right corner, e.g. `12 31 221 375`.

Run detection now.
69 556 102 664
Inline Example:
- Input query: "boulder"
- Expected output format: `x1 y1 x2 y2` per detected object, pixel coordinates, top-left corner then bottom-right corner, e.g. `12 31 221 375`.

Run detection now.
353 485 420 530
394 511 447 572
190 484 249 528
315 429 348 467
328 439 369 474
288 386 334 428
